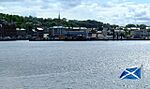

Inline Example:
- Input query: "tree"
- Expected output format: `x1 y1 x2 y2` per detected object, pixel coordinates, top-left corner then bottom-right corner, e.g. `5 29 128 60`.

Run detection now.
137 24 147 29
125 24 136 28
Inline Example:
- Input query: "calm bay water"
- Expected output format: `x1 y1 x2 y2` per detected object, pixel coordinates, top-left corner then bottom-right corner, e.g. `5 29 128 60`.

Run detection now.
0 41 150 89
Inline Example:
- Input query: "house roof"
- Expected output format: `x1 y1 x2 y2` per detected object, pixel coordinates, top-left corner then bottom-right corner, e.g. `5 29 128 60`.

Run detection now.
16 28 26 31
80 27 87 29
72 27 80 29
146 27 150 29
20 28 26 31
130 27 140 30
97 31 102 33
72 27 87 30
115 30 125 32
32 29 36 32
37 27 44 31
52 26 65 29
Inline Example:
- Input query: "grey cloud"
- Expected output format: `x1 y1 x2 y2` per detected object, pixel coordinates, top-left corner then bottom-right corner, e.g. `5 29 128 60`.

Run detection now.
0 0 22 2
134 11 147 18
41 5 49 9
39 0 82 9
128 7 135 13
136 17 150 21
102 4 114 8
134 16 150 25
45 0 82 9
59 0 82 9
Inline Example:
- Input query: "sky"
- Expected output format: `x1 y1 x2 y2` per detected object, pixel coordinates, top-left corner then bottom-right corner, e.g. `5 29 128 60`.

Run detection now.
0 0 150 25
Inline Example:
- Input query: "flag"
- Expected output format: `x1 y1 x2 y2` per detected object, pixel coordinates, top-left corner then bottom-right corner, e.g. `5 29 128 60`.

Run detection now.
120 66 141 79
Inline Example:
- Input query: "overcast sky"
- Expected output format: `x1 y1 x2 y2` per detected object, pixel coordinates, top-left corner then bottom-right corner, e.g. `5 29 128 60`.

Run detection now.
0 0 150 25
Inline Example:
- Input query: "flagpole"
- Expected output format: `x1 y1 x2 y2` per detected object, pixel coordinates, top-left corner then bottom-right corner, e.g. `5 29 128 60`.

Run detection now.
141 64 144 89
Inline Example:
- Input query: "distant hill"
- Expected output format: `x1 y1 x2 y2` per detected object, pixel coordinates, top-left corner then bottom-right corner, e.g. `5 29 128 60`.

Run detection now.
0 13 108 31
0 13 147 31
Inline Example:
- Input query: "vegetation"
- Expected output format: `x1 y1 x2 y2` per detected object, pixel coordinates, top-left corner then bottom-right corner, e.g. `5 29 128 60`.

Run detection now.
0 13 104 30
0 13 148 31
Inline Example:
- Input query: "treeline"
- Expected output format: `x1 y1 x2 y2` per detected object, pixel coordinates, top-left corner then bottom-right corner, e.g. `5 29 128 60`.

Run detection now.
0 13 105 30
0 13 148 31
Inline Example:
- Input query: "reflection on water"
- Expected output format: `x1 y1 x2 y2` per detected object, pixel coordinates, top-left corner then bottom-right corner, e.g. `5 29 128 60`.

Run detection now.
0 41 150 89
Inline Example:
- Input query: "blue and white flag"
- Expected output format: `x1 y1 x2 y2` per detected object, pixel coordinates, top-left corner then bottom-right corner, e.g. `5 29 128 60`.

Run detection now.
120 66 142 79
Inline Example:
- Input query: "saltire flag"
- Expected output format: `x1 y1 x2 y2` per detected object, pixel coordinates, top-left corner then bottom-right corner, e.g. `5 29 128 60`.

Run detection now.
120 66 142 79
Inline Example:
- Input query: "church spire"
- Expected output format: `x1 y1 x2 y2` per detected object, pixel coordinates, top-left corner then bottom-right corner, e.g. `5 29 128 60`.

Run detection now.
58 12 61 26
58 12 60 20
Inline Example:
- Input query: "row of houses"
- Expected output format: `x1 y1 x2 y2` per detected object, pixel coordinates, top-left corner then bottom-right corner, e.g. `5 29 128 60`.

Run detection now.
130 27 150 39
113 26 150 39
1 23 150 40
32 26 97 40
0 25 115 40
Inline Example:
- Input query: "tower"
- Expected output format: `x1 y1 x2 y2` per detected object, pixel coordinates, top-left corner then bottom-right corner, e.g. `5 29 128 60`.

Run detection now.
58 12 60 20
58 12 61 26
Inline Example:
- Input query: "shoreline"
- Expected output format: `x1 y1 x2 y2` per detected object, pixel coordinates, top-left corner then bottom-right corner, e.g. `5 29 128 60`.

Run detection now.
1 39 150 41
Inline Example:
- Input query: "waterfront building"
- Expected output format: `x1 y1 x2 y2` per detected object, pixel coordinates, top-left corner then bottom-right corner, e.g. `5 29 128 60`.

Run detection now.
96 26 114 39
65 27 91 40
0 24 2 38
31 27 44 40
131 30 144 39
16 28 27 39
130 27 150 39
1 24 16 38
65 30 87 40
131 29 150 39
49 26 66 39
96 31 103 39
